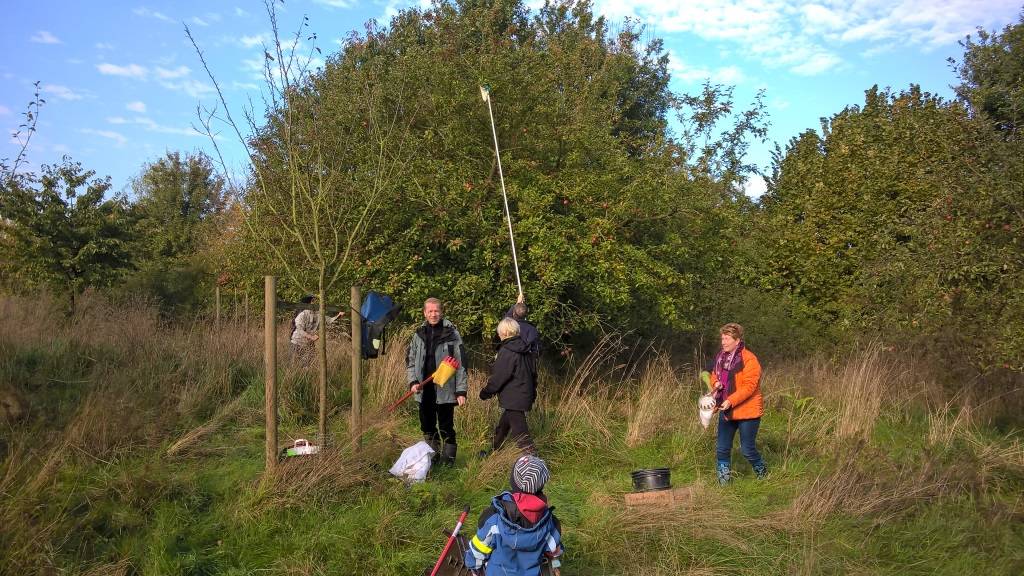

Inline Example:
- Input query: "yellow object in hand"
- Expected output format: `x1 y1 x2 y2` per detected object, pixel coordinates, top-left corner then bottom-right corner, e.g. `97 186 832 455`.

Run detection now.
431 356 460 386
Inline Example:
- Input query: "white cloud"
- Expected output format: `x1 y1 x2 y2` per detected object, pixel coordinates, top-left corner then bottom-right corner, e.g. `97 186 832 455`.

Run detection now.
97 63 148 79
160 78 215 98
95 42 115 50
801 4 844 34
43 84 84 101
0 105 11 115
66 58 85 65
744 175 767 198
242 43 326 83
791 52 843 76
380 0 425 22
315 0 357 8
239 34 268 48
81 128 127 146
232 81 260 90
155 65 191 79
106 115 202 136
51 143 71 154
126 101 147 113
133 7 173 23
861 42 896 58
30 30 61 44
194 12 222 25
242 55 266 77
593 0 1020 76
235 7 250 17
668 51 745 85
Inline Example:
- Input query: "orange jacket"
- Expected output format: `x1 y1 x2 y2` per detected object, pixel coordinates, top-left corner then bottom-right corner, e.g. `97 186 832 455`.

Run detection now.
709 347 763 420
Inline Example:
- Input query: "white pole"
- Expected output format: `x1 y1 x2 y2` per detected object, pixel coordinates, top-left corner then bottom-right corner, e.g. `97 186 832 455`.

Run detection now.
482 86 523 299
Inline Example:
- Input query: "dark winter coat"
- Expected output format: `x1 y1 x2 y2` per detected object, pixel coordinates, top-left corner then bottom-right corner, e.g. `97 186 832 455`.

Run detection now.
480 336 537 412
504 306 540 357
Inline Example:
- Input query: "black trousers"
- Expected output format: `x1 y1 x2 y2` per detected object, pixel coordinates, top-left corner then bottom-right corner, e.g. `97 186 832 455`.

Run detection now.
419 383 457 446
492 409 533 452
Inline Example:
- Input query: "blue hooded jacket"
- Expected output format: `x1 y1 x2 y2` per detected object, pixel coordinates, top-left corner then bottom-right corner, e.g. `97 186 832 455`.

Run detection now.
464 492 563 575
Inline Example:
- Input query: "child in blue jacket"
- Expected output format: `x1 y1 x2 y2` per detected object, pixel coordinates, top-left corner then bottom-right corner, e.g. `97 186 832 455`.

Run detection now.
464 455 564 575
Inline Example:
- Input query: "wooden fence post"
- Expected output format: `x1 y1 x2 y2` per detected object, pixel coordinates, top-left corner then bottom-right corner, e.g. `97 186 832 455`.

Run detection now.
351 286 362 448
264 276 278 470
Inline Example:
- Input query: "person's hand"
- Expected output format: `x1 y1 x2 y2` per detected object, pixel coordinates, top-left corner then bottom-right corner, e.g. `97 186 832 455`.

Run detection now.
713 381 723 391
516 292 525 305
410 382 422 393
457 396 466 407
332 310 345 321
719 399 732 411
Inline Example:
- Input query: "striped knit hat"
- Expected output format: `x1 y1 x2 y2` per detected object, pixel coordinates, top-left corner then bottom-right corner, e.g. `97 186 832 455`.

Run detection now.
510 455 549 494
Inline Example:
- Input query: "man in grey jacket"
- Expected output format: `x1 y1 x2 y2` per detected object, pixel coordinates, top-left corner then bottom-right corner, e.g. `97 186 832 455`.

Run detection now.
407 297 468 466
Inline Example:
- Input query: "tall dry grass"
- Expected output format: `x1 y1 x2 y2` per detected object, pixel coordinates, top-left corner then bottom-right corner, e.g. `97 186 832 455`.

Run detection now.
543 332 648 448
780 342 939 446
829 343 893 441
773 444 967 532
0 292 362 567
625 354 696 447
363 326 414 411
3 292 1020 574
255 445 376 509
926 394 975 448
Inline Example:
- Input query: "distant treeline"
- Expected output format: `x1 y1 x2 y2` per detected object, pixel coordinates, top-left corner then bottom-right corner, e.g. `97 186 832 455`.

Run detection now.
1 1 1020 378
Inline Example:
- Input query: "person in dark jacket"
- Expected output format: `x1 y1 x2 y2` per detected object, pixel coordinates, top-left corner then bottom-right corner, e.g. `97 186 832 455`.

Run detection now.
464 455 563 576
502 294 540 357
481 318 538 454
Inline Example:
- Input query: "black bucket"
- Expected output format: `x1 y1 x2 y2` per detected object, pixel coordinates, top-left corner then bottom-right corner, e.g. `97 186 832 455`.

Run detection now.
631 468 671 492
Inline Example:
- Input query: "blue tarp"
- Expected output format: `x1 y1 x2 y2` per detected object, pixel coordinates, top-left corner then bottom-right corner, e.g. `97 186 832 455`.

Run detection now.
360 291 401 359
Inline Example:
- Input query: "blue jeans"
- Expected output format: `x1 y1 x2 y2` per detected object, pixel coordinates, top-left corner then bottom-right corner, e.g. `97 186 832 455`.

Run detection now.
716 414 763 469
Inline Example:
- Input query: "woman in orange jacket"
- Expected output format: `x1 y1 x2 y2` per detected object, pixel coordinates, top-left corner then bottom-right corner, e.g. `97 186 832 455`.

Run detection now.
708 323 766 484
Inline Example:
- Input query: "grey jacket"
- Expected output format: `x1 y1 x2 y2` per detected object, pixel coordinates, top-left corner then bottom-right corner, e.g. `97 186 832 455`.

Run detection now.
406 318 468 404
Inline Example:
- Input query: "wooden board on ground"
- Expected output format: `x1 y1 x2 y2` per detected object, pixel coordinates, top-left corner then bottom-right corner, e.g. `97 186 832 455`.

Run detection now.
624 485 696 507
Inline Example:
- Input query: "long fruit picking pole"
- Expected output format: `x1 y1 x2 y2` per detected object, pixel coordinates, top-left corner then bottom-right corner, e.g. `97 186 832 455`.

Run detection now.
482 86 523 299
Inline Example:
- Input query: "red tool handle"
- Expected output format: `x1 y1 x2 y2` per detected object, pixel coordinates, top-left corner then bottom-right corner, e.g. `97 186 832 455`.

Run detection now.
429 506 470 576
387 375 434 413
388 356 460 413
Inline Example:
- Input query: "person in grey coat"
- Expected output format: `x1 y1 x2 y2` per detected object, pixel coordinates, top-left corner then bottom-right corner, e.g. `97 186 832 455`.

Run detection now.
407 297 468 466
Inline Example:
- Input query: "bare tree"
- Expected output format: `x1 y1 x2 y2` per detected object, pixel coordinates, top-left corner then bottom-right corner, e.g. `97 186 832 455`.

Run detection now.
188 0 416 443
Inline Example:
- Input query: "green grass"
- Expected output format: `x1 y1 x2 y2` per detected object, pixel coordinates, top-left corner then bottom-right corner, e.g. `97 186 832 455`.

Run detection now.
1 297 1022 575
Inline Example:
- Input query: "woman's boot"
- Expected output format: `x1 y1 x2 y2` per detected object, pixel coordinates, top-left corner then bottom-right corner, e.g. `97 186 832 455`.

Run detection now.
753 461 768 479
717 461 732 486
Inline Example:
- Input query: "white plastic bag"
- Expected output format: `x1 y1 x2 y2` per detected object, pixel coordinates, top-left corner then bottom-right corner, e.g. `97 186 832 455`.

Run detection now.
698 394 717 430
389 440 435 483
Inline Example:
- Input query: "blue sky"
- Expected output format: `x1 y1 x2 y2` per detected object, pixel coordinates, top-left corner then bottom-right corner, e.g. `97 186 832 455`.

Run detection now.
2 1 1021 197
